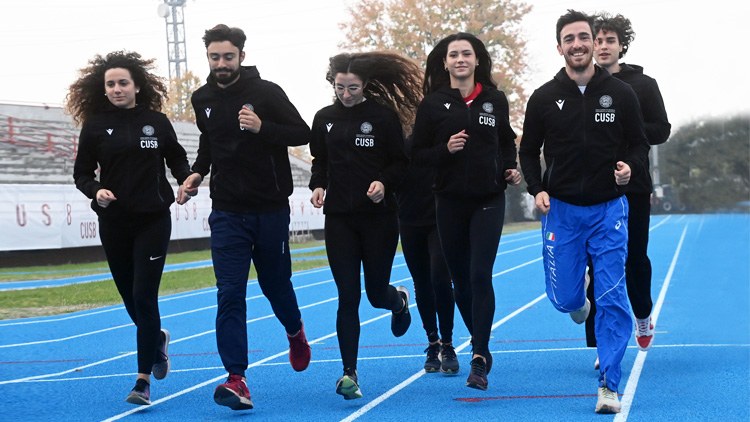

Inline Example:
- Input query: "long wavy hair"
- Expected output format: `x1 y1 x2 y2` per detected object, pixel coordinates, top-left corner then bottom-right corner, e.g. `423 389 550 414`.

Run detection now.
65 50 168 126
423 32 496 96
326 51 423 134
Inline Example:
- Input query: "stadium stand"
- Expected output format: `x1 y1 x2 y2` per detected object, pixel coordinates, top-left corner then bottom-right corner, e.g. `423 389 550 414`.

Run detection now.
0 102 312 186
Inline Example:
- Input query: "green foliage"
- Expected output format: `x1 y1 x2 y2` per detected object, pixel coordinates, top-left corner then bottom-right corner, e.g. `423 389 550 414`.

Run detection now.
165 70 202 122
660 115 750 212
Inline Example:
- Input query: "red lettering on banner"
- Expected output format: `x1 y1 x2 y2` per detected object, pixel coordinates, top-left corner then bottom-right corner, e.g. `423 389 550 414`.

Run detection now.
80 221 97 239
42 204 52 226
16 204 27 227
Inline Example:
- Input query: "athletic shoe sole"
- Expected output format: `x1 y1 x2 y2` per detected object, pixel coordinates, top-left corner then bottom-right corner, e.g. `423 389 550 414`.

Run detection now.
214 387 254 410
424 364 441 373
441 368 459 376
466 378 488 391
336 376 363 400
125 392 151 406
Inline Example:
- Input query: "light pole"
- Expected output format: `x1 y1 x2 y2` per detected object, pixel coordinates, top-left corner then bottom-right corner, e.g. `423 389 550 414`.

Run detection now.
157 0 188 81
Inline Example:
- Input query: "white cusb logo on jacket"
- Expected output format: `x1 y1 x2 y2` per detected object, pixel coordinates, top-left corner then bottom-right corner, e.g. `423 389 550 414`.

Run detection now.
595 95 616 123
140 125 159 148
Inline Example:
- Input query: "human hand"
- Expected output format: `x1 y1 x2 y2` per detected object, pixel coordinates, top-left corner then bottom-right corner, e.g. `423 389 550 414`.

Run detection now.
504 168 522 185
614 161 631 185
535 191 550 214
177 173 202 205
446 130 468 154
310 187 325 208
95 189 117 208
367 181 385 203
238 104 262 133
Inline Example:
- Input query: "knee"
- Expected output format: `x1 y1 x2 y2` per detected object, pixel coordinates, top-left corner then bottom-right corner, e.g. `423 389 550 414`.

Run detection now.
547 289 586 313
366 290 391 309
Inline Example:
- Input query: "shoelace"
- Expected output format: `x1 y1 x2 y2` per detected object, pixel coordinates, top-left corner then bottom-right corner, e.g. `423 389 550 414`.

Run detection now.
424 344 440 359
441 344 457 360
636 318 651 335
470 358 486 375
600 387 618 400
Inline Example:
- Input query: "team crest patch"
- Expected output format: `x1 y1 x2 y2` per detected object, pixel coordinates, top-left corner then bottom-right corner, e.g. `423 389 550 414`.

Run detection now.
360 122 373 134
599 95 613 108
546 232 556 241
142 125 155 136
482 102 494 113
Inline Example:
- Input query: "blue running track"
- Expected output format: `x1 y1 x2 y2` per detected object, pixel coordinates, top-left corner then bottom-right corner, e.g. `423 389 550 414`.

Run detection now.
0 214 747 421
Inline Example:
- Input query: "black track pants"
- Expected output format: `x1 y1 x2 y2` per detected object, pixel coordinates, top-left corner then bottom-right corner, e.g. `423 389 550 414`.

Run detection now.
99 211 170 375
326 212 403 370
399 223 454 343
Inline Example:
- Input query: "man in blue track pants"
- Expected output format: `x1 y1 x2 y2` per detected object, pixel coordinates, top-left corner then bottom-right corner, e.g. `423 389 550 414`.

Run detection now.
519 9 650 414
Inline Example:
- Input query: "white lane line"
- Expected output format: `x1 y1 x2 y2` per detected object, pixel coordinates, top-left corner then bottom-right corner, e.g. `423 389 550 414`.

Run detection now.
0 272 342 347
615 224 688 421
26 343 750 383
341 291 548 422
0 265 339 327
0 277 409 384
340 217 675 421
99 303 409 422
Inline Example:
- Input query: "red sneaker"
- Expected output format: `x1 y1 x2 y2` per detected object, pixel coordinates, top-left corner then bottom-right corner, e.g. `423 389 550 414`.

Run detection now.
214 374 253 410
635 316 655 351
287 321 311 372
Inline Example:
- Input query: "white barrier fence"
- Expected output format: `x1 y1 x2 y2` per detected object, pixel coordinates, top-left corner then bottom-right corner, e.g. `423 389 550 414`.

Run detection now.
0 184 325 252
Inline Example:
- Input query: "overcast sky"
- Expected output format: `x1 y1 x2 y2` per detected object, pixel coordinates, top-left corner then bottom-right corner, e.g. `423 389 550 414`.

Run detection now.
0 0 747 128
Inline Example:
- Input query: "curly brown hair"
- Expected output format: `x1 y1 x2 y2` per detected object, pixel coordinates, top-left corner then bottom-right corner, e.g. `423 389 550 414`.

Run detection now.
327 51 423 134
65 50 168 126
593 13 636 59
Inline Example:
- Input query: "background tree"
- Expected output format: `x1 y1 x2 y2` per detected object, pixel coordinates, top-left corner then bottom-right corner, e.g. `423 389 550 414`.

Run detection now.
340 0 533 222
660 115 749 212
165 70 202 122
340 0 531 124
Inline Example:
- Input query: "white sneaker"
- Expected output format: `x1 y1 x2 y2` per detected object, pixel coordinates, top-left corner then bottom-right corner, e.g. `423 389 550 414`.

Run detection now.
595 386 621 414
635 316 655 351
570 298 590 324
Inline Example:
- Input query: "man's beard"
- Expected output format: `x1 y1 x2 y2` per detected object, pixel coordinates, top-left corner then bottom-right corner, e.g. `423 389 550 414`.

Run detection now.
565 53 592 73
212 67 241 84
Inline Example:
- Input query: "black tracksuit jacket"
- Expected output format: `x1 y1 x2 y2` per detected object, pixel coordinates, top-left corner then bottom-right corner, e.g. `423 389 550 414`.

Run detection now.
519 66 650 206
73 104 191 218
308 99 407 214
614 63 671 194
191 66 310 213
411 85 518 198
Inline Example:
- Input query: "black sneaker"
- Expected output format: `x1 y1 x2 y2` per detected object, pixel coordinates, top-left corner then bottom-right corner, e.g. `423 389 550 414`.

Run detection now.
391 286 411 337
152 328 170 380
335 368 363 400
423 343 441 373
125 378 151 405
440 343 459 375
466 357 488 391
